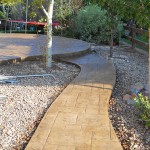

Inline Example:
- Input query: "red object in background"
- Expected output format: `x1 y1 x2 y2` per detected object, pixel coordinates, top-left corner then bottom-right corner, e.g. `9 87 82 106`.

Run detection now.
7 20 60 27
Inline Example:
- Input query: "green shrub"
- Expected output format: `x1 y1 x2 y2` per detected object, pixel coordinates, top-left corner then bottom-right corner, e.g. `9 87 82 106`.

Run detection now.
0 11 6 19
60 4 123 44
134 93 150 127
74 5 111 44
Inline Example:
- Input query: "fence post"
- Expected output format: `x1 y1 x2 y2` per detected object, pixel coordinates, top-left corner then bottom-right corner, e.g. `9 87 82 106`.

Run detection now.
132 25 136 49
148 27 150 98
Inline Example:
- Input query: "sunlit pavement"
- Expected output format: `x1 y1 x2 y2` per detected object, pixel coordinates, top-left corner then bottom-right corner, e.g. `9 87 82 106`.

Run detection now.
0 33 122 150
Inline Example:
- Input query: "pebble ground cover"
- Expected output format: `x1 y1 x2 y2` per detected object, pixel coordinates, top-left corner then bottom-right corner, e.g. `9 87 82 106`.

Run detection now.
0 61 80 150
96 45 150 150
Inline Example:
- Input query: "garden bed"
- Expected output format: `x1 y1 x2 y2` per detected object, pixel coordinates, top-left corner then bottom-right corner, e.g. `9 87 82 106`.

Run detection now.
96 45 150 150
0 61 80 150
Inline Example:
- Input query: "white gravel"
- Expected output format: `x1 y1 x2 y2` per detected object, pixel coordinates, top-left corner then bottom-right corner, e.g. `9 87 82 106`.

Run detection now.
95 44 150 150
0 61 80 150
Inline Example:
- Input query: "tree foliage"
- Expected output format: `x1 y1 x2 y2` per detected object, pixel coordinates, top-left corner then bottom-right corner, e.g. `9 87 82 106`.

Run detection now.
0 5 6 18
0 0 23 18
0 0 22 5
88 0 150 28
74 4 111 43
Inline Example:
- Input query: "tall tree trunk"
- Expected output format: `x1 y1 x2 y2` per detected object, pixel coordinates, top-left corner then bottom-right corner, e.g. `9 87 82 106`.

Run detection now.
25 0 28 34
110 28 113 57
46 17 53 67
60 0 63 36
42 0 54 67
47 0 54 67
148 27 150 98
5 5 10 33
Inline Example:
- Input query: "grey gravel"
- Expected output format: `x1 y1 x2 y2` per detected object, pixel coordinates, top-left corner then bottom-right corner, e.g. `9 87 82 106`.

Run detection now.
95 44 150 150
0 61 80 150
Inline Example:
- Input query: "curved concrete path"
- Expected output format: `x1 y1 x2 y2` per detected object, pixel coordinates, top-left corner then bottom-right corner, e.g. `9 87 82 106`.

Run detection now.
0 34 122 150
25 54 122 150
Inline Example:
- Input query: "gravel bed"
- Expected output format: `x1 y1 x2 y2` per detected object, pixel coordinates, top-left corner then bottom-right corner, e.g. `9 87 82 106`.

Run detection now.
0 61 80 150
95 45 150 150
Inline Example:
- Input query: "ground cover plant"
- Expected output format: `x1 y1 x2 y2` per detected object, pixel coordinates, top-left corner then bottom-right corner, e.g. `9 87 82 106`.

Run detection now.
134 94 150 127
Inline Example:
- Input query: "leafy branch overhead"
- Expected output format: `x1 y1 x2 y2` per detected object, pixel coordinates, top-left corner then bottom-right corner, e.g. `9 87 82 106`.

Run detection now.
0 0 22 5
87 0 150 27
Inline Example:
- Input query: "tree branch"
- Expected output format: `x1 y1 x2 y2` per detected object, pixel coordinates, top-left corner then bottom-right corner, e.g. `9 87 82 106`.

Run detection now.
48 0 54 19
42 5 49 18
140 0 145 9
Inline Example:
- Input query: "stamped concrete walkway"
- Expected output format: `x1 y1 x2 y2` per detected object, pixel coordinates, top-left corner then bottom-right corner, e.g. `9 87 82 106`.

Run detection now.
0 34 122 150
25 53 122 150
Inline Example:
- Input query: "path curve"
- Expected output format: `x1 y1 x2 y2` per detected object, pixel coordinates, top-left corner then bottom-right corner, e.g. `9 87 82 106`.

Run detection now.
0 34 122 149
25 53 122 150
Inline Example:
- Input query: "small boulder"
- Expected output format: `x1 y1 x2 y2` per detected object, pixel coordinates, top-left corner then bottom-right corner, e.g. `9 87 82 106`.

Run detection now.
130 88 139 95
123 94 131 101
130 93 137 99
131 82 144 91
127 99 136 105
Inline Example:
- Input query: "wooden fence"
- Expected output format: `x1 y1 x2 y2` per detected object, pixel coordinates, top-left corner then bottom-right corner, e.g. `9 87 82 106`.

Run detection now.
124 25 149 50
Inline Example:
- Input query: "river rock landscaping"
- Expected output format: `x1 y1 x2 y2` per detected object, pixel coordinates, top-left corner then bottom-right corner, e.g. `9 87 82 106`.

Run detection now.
0 61 80 150
95 44 150 150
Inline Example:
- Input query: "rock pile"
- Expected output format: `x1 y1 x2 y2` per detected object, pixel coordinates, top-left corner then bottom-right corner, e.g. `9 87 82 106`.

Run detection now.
123 82 149 105
96 44 150 150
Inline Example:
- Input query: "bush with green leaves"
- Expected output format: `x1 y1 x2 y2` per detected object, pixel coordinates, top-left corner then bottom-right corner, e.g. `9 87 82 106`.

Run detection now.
134 93 150 127
0 11 6 19
74 4 111 44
